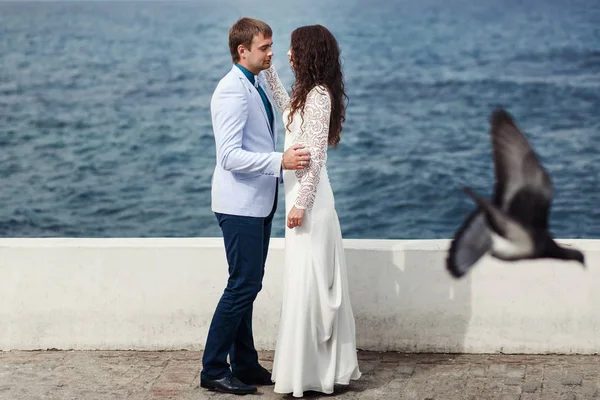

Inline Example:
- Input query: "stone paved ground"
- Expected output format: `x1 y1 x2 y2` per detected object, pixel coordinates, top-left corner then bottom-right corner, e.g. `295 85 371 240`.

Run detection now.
1 350 599 400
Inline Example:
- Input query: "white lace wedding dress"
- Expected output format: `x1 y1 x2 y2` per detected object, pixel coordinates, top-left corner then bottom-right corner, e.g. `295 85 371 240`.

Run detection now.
262 65 361 397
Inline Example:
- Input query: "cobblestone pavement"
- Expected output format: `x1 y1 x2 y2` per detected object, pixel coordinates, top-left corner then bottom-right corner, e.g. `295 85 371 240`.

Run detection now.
1 350 599 399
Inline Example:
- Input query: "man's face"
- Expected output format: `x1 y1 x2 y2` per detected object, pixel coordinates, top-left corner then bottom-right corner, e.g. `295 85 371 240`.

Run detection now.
239 34 273 74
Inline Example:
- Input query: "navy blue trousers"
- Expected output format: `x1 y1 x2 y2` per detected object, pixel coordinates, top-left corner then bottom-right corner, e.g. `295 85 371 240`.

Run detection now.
201 192 277 380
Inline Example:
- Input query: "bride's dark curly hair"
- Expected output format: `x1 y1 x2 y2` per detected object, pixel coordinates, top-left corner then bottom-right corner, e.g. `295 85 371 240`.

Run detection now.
287 25 347 148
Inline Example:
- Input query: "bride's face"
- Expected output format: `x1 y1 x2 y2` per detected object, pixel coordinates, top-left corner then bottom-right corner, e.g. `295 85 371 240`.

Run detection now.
287 48 294 70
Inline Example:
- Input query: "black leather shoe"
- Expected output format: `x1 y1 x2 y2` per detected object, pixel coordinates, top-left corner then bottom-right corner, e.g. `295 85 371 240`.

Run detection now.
235 365 274 386
200 376 257 394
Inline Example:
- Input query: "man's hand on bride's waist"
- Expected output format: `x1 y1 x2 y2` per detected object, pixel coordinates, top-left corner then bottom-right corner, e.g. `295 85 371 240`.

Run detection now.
282 144 310 170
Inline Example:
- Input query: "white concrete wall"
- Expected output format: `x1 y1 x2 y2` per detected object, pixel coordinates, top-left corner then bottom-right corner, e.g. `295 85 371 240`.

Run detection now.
0 238 597 354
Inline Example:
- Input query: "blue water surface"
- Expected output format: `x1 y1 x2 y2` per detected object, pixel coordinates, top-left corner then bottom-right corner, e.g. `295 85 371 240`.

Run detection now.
0 0 599 239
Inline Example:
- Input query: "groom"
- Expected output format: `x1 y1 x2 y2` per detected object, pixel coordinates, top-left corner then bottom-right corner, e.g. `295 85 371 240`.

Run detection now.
201 17 310 395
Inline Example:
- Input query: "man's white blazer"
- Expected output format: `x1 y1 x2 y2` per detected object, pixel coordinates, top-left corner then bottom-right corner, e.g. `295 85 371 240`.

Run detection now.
210 65 282 218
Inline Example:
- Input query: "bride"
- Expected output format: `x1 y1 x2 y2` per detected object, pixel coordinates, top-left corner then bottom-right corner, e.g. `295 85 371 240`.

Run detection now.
262 24 361 397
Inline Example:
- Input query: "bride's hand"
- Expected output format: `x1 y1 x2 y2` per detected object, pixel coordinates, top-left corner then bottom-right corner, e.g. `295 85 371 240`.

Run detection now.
287 206 305 229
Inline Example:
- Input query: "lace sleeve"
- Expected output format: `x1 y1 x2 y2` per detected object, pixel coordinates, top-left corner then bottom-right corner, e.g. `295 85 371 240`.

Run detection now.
262 64 290 114
294 86 331 211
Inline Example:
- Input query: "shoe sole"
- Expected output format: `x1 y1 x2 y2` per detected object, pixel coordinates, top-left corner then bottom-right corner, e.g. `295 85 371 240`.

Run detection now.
200 381 257 395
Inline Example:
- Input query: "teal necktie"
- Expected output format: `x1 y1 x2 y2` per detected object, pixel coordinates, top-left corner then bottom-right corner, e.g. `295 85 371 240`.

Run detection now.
255 80 274 132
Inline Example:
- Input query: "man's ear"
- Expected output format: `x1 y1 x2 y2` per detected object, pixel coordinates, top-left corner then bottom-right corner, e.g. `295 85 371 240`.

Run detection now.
237 44 247 60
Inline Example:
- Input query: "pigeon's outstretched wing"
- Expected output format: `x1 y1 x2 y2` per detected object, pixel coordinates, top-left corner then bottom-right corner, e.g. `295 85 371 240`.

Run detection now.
447 208 492 278
489 108 553 221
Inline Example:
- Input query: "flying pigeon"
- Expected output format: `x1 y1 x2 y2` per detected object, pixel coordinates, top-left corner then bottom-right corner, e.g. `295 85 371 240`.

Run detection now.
446 107 585 278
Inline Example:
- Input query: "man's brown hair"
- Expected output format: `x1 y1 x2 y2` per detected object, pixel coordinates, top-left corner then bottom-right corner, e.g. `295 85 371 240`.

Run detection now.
228 17 273 63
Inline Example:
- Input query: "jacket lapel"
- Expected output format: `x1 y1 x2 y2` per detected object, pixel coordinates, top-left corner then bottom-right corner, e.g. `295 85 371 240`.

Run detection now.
232 67 274 142
252 83 274 140
257 75 276 143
